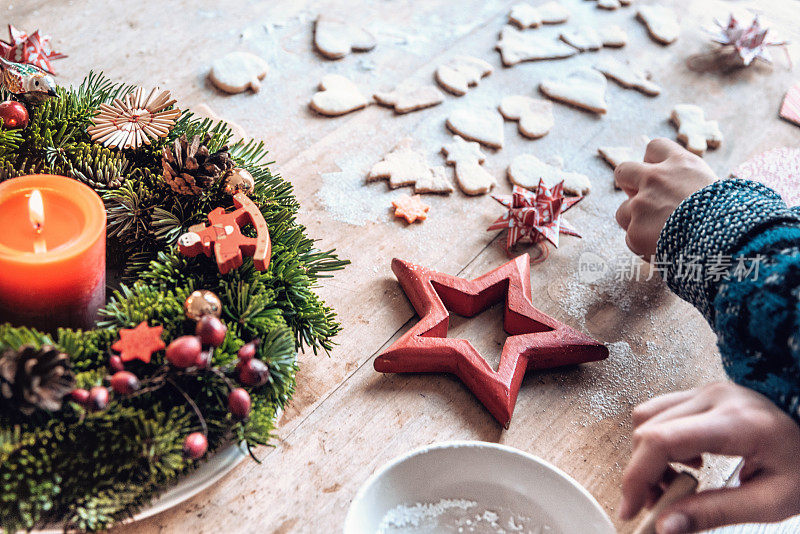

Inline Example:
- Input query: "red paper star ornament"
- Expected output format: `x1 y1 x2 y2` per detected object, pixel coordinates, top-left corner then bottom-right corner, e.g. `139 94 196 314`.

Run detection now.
488 181 582 253
374 254 608 427
0 25 66 74
112 321 166 364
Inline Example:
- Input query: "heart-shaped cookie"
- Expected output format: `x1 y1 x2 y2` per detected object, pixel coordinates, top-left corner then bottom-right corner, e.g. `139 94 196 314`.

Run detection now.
446 108 504 149
314 15 376 60
309 74 369 116
539 68 608 115
498 96 554 139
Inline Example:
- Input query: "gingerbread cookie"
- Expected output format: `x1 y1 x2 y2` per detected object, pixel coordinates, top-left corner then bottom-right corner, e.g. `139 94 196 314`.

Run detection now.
539 68 608 115
496 26 577 67
209 52 268 94
779 82 800 127
374 85 444 114
498 96 554 139
309 74 369 116
392 194 430 224
508 1 570 28
594 57 660 96
313 15 376 60
561 25 627 51
367 138 453 194
508 154 591 195
598 146 635 171
441 135 497 195
435 55 493 96
595 0 632 10
637 5 680 45
446 108 504 149
670 104 722 156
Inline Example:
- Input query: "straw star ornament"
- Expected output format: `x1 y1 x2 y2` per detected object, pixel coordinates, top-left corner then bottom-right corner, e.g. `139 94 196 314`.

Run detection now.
88 87 181 150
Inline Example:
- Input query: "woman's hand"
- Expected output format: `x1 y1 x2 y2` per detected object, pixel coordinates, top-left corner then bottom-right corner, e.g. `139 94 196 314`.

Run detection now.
619 382 800 533
615 138 717 260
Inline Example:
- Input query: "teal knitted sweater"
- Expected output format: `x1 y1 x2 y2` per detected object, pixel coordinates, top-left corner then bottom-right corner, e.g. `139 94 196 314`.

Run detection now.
656 178 800 421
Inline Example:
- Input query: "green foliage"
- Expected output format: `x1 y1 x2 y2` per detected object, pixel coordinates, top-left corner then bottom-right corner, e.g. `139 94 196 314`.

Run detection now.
0 73 347 531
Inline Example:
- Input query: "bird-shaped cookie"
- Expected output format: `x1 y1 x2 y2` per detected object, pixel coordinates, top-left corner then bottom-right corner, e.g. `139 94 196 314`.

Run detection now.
0 57 57 103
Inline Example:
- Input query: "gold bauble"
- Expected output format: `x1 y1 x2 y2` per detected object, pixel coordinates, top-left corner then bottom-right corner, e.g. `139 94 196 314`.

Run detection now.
184 290 222 321
224 168 255 196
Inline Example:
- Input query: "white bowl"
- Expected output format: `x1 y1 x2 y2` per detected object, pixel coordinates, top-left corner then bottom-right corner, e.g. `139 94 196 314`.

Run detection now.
344 441 614 534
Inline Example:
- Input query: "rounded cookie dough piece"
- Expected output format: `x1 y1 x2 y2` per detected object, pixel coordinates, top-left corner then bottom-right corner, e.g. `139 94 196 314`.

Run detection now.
539 68 608 115
446 107 505 149
498 96 554 139
508 154 591 195
209 52 268 94
309 74 369 116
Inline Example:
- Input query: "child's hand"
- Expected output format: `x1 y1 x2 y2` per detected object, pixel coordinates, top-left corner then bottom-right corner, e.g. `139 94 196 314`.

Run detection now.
615 138 717 260
619 382 800 533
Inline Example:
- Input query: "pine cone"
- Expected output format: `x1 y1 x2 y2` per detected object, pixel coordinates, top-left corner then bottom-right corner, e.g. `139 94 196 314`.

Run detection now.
161 134 234 195
0 345 75 415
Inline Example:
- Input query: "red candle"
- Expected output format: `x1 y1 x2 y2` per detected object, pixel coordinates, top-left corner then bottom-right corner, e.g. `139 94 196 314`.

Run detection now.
0 175 106 331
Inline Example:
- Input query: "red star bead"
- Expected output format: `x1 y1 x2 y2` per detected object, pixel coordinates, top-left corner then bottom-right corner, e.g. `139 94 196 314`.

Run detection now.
374 254 608 427
111 321 166 364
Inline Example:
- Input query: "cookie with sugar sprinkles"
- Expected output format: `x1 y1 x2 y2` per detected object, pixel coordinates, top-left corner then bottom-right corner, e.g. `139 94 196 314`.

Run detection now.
731 147 800 207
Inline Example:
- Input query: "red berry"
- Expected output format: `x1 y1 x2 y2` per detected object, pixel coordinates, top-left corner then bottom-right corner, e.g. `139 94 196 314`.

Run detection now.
196 316 227 348
88 386 109 411
228 388 251 419
70 388 90 405
109 355 124 373
0 101 29 129
110 371 140 395
238 358 270 387
183 432 208 459
166 336 202 368
237 341 257 361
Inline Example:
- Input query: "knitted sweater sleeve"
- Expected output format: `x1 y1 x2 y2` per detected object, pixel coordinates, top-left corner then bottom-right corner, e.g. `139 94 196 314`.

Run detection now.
655 178 800 420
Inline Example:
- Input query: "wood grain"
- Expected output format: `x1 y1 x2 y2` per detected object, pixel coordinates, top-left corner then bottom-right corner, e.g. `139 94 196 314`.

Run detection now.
5 0 800 532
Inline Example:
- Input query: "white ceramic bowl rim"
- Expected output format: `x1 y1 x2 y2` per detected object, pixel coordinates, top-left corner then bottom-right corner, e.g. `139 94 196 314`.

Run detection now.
344 439 613 532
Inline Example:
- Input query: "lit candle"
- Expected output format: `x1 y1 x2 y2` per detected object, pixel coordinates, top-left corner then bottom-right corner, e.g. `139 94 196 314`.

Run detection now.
0 175 106 332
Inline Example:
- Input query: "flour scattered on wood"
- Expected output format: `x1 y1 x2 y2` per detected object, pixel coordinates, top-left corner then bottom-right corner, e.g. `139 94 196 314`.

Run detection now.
318 154 403 226
377 498 557 533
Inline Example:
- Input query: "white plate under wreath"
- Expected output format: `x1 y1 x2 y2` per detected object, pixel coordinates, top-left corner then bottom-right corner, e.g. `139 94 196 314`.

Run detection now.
32 408 282 533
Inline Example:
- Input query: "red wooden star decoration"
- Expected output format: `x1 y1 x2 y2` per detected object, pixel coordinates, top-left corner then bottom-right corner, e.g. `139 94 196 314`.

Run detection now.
177 193 272 275
374 254 608 427
111 321 166 364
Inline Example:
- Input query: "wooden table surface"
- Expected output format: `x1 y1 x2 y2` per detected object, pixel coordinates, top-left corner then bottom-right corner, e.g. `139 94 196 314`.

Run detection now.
8 0 800 532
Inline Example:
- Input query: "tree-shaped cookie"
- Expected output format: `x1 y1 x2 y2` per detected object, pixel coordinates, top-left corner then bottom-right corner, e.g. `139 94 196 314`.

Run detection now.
367 137 453 194
441 135 496 195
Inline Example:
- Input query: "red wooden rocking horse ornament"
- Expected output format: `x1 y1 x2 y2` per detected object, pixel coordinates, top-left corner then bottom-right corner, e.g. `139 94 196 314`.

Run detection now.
177 193 271 274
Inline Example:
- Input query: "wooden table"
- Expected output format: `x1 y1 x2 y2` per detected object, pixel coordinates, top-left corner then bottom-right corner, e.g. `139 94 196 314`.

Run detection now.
8 0 800 531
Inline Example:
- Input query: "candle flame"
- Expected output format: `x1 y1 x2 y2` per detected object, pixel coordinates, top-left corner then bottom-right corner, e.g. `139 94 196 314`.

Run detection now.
29 190 44 231
28 190 47 253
